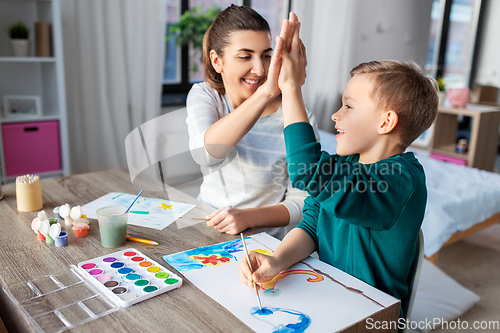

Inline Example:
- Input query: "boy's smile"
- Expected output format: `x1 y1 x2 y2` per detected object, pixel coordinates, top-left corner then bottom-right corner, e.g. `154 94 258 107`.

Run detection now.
332 74 395 163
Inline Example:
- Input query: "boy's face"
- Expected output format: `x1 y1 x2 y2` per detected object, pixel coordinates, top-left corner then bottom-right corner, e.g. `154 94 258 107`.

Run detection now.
331 74 385 158
211 30 272 108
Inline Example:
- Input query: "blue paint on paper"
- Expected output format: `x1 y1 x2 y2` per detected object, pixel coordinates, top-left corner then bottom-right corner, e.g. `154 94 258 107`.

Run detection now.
251 307 311 333
163 238 245 271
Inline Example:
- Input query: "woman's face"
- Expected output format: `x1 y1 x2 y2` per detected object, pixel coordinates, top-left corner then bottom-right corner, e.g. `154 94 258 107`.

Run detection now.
211 30 272 108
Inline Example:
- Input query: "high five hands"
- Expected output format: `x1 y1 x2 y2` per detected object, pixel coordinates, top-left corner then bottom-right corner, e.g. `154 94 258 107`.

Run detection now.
268 12 307 95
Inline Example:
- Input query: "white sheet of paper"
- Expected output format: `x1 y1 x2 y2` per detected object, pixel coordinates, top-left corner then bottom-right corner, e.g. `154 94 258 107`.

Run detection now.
81 192 195 230
164 233 398 332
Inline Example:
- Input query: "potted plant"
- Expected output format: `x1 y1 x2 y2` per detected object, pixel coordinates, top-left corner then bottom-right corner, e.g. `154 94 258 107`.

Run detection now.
167 5 220 73
437 77 446 106
8 21 30 57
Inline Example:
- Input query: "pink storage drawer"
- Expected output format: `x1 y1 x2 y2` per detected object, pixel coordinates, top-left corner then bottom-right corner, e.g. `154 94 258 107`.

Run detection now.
2 121 61 177
430 152 467 166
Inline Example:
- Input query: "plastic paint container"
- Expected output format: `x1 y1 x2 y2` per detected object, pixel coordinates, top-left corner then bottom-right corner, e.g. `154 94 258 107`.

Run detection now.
45 234 55 244
36 230 45 240
73 222 89 237
54 232 68 247
53 206 62 221
73 217 89 225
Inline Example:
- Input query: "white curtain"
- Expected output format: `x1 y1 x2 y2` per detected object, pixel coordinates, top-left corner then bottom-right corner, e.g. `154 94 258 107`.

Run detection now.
292 0 355 133
61 0 166 174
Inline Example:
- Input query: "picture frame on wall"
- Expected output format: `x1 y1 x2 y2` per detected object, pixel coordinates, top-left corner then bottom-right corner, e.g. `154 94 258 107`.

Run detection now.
2 95 41 118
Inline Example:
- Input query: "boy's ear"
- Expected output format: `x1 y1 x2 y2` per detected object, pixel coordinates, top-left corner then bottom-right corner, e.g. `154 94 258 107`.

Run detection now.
378 110 398 134
210 50 223 73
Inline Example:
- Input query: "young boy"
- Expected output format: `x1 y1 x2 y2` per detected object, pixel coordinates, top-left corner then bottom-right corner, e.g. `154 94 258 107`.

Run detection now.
238 18 438 320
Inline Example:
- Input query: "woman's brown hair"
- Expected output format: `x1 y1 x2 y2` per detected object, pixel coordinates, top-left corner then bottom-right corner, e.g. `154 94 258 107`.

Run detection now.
203 5 270 94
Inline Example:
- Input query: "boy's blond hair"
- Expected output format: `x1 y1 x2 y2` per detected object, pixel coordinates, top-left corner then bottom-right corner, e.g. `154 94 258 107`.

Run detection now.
350 60 438 150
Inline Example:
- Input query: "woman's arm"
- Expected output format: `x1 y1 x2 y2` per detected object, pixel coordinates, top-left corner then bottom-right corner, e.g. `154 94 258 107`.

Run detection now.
206 204 290 235
204 90 279 159
203 22 290 159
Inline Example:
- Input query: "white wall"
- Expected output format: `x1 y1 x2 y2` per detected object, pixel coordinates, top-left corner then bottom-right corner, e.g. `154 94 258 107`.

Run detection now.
349 0 433 71
475 0 500 103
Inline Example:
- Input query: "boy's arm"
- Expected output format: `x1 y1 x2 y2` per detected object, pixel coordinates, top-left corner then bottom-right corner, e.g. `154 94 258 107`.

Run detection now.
264 228 316 276
278 14 309 127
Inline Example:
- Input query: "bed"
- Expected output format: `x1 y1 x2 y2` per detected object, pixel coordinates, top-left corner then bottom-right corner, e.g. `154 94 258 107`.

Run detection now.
318 129 500 262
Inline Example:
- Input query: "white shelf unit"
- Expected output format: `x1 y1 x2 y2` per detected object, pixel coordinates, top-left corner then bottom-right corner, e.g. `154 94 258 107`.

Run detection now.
0 0 69 182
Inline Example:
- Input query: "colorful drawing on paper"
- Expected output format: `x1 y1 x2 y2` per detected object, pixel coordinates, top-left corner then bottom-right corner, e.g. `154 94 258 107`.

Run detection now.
261 270 324 297
166 238 244 271
156 203 173 210
190 254 231 267
81 192 195 230
163 233 396 332
251 307 311 333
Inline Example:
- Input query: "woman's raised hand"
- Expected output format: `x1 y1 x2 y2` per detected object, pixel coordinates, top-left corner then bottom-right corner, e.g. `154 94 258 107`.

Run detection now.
278 13 307 92
258 18 289 100
258 12 306 99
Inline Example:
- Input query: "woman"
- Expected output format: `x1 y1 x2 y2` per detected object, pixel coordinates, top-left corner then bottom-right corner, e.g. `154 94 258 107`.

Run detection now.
186 5 318 239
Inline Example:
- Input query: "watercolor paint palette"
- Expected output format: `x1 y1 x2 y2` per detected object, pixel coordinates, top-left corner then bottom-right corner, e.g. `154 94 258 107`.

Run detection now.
77 248 183 307
3 249 182 333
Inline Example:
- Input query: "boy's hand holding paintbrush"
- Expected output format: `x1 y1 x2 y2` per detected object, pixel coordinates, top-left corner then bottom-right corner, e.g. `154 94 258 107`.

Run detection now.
237 229 316 291
238 249 283 290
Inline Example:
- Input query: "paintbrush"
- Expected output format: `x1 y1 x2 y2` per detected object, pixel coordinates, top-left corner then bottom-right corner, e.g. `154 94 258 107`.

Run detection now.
124 190 143 215
240 233 263 311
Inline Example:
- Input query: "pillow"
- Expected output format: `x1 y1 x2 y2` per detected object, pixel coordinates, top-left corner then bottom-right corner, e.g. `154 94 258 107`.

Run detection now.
408 259 480 333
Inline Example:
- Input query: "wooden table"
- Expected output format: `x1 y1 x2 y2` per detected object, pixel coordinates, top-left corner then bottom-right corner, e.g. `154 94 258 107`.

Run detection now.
0 170 400 332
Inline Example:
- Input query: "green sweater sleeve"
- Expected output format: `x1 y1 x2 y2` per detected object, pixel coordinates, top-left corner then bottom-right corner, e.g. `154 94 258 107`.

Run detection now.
296 196 320 247
284 122 418 231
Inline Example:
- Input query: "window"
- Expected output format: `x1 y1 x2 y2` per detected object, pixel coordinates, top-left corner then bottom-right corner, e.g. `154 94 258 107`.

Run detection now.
162 0 288 105
425 0 486 88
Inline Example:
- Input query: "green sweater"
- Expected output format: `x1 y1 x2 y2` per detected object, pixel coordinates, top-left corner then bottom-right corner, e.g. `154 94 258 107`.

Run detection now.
284 122 426 319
